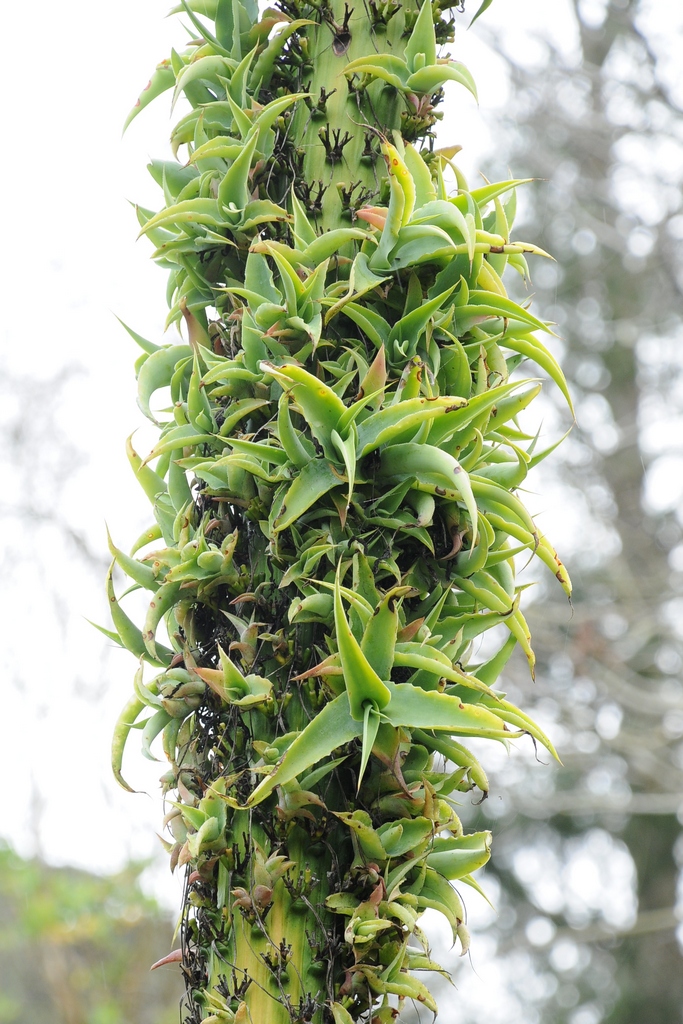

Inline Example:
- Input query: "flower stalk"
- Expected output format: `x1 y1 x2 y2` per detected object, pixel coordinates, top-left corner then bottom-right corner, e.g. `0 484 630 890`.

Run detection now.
107 0 571 1020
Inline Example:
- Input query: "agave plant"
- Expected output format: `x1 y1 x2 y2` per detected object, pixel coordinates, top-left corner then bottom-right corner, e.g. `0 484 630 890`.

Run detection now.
107 0 572 1021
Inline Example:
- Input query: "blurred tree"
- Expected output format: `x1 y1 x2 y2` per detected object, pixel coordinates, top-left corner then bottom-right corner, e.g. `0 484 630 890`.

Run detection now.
443 1 683 1021
0 843 182 1024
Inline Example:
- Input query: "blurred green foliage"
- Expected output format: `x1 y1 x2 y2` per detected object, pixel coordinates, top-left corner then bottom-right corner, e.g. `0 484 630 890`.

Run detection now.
0 843 182 1024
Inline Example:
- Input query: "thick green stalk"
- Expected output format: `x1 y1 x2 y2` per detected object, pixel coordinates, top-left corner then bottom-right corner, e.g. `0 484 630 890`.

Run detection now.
175 559 344 1023
293 1 416 230
210 821 333 1024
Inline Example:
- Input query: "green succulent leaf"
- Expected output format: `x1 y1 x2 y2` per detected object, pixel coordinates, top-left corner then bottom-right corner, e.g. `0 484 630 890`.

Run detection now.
335 564 392 719
273 459 344 532
246 693 360 806
426 832 492 880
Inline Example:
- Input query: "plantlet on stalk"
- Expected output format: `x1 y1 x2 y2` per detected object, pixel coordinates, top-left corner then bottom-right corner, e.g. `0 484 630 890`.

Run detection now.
106 0 572 1020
